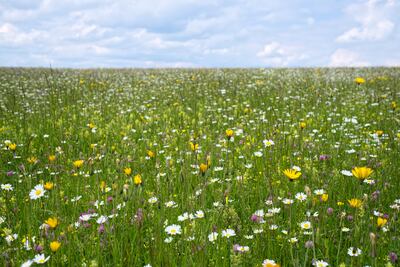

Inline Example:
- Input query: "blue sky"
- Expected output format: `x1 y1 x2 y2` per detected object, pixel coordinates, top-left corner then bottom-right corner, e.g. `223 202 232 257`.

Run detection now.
0 0 399 67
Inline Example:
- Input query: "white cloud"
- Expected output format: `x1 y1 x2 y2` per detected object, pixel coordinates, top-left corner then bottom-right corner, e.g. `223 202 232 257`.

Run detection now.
257 42 306 66
336 0 395 42
0 23 46 45
329 49 370 67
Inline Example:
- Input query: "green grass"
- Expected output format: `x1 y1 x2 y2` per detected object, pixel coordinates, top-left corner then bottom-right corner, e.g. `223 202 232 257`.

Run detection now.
0 68 399 266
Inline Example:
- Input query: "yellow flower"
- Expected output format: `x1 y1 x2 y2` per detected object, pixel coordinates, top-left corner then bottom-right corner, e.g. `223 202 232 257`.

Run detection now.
189 142 199 152
283 169 302 181
299 122 306 129
45 217 59 229
392 101 397 110
88 122 95 129
337 201 344 206
73 160 84 168
100 181 106 191
199 163 208 174
352 167 373 181
376 130 383 137
124 167 132 176
27 156 38 164
8 143 17 151
134 174 142 185
50 241 61 252
44 182 54 190
348 198 362 208
321 194 329 202
377 217 387 227
147 150 155 158
48 155 56 162
354 77 366 84
225 129 234 139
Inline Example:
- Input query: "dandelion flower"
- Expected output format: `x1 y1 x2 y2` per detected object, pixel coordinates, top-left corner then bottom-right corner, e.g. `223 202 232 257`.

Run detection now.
45 217 59 229
124 167 132 175
226 129 234 139
49 241 61 252
351 167 373 181
377 217 387 227
348 198 362 208
134 174 142 185
73 160 84 168
44 182 54 190
283 169 302 181
354 77 365 84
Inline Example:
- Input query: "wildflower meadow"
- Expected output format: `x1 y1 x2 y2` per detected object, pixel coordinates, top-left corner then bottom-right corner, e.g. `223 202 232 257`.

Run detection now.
0 68 399 266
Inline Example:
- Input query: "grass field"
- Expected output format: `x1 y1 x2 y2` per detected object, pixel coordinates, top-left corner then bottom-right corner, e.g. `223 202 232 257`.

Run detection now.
0 68 399 266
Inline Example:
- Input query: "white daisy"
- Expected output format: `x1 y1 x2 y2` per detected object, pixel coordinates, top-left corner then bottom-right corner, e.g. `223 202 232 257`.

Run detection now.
208 232 218 242
221 229 236 238
165 224 182 235
33 254 50 264
29 184 45 200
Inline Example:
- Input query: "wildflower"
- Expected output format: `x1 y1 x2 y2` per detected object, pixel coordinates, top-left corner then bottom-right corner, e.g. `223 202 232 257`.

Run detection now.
377 217 388 227
1 184 13 191
313 260 329 267
341 170 353 176
300 221 312 230
208 232 218 242
8 143 17 151
199 163 208 174
165 201 177 208
226 129 234 139
263 139 275 147
189 141 199 152
29 184 46 200
27 156 38 164
392 101 397 110
347 247 362 256
321 194 329 202
254 151 263 157
33 254 50 264
147 150 155 158
96 215 107 224
389 252 398 263
44 182 54 190
194 210 205 218
348 198 362 208
124 167 132 175
233 244 249 253
73 160 84 168
148 197 158 204
354 77 365 84
49 241 61 252
21 260 33 267
222 229 236 238
262 259 280 267
295 192 307 202
283 168 302 181
45 217 59 229
300 122 306 129
289 237 298 243
134 174 142 185
48 155 56 162
305 240 314 248
165 224 181 235
352 167 373 181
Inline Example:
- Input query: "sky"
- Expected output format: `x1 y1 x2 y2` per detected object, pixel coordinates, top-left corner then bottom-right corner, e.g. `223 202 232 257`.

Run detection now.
0 0 399 68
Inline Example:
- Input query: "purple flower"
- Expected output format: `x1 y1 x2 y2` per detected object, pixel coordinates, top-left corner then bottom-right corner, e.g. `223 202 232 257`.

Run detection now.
34 244 43 253
327 207 333 215
6 171 14 177
389 252 398 263
319 154 329 161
